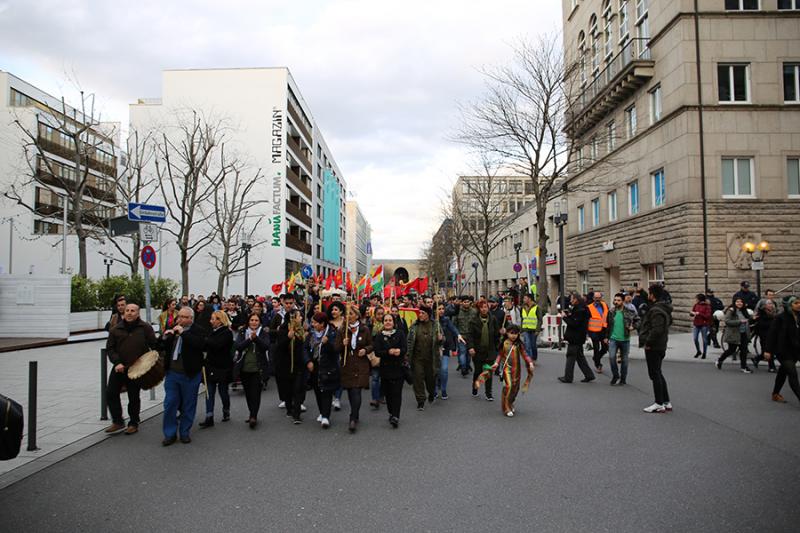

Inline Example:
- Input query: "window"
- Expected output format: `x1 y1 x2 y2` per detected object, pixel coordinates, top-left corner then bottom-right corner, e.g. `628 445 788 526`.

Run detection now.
578 205 585 231
645 263 664 285
649 85 662 123
626 105 637 138
784 64 800 103
635 0 649 58
779 0 800 8
579 271 590 296
603 0 614 59
618 0 629 42
590 135 598 161
628 180 639 215
607 121 616 151
718 64 750 103
578 31 587 86
635 0 646 20
788 158 800 197
591 198 600 226
652 168 665 207
725 0 759 9
608 191 618 221
722 157 754 197
590 15 600 75
571 0 579 11
34 220 62 235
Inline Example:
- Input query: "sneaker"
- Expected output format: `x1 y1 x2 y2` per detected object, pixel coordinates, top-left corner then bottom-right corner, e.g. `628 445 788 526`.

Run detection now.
389 416 399 428
557 377 572 383
619 379 626 385
198 417 214 428
124 425 138 435
505 411 514 417
222 412 230 422
428 394 435 404
332 398 341 411
663 402 673 412
472 387 478 397
370 400 379 410
316 414 323 423
321 417 330 429
610 377 619 386
293 418 302 425
580 377 595 383
772 393 787 403
693 352 701 359
485 394 494 402
278 401 286 408
300 404 307 412
417 402 425 411
643 403 666 413
768 368 776 373
715 359 722 370
441 392 449 400
742 367 752 374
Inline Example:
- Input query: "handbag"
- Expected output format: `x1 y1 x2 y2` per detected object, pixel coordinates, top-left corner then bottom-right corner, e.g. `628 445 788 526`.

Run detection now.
1 393 24 460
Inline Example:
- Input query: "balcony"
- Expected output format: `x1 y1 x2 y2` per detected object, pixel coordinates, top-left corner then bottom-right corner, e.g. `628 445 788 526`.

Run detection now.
285 199 312 228
287 166 313 200
287 135 313 171
36 168 117 203
567 38 654 139
287 101 313 145
38 136 118 177
285 232 312 255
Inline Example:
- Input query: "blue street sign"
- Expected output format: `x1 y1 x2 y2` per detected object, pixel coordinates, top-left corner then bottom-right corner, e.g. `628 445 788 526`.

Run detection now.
128 202 166 223
301 264 313 279
140 245 156 270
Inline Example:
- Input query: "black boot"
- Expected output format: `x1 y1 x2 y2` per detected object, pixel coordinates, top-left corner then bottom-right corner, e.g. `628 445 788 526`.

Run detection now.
199 416 214 428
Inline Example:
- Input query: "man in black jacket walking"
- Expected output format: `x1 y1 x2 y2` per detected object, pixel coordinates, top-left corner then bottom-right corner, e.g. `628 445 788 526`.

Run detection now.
639 284 673 413
558 293 595 383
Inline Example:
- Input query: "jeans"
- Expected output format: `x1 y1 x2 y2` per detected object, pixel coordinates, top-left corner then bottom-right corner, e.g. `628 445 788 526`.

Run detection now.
564 344 594 382
314 388 333 419
107 369 141 426
719 333 748 369
204 380 230 419
370 368 381 403
773 357 800 401
241 371 263 419
383 378 404 418
644 349 670 405
163 370 202 439
521 331 538 361
692 326 709 357
589 331 608 368
436 349 449 395
345 388 362 422
607 338 630 380
457 341 470 374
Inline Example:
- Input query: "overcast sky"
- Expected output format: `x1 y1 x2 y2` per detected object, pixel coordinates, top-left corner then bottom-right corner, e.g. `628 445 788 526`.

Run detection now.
0 0 562 259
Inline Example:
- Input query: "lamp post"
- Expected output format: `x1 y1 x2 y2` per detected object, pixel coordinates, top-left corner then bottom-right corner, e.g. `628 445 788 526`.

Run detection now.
103 257 113 279
554 199 569 311
742 240 769 297
513 242 522 283
472 261 479 300
241 230 253 297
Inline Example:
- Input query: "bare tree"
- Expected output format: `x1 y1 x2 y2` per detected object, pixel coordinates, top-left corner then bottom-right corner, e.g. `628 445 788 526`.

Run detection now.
155 111 228 295
208 162 269 295
456 34 619 318
4 91 118 277
441 196 469 294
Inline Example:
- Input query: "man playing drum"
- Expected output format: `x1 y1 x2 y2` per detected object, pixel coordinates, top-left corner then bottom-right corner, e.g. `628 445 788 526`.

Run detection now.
105 303 157 435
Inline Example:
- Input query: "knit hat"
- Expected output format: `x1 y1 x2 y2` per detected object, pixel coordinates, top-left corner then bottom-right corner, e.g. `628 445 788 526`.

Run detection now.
418 305 433 317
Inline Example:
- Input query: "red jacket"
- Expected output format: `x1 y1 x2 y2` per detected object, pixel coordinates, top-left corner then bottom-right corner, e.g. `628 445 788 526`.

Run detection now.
692 302 712 327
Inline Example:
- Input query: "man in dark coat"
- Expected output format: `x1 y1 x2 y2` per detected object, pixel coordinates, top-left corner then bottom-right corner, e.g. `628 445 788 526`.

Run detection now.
639 284 674 413
558 292 595 383
104 303 157 435
468 300 500 400
159 306 206 445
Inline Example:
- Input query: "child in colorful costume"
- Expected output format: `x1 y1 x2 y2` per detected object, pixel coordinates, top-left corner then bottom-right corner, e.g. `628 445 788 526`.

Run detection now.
475 325 534 417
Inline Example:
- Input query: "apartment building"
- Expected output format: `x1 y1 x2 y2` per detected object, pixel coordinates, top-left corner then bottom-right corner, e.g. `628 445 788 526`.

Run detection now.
0 71 122 278
562 0 800 325
345 200 372 279
130 68 351 292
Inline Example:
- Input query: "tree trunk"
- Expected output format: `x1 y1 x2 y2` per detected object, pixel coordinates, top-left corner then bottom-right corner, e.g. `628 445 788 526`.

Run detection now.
180 243 190 296
216 247 229 296
481 253 490 299
131 237 141 276
536 208 550 326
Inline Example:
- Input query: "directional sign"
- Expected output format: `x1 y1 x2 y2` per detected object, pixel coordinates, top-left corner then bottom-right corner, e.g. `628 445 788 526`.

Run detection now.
141 245 157 270
128 202 166 223
301 264 313 279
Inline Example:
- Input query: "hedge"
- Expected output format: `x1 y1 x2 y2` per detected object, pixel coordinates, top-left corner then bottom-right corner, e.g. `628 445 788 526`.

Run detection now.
71 275 179 312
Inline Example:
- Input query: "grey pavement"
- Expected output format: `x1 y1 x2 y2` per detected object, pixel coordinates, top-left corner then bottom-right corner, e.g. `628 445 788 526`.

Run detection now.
1 347 799 532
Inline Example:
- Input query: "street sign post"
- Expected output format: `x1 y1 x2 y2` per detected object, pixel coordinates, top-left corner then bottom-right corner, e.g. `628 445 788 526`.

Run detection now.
140 243 156 400
140 245 156 270
128 203 166 223
301 264 313 279
513 262 522 273
140 223 159 243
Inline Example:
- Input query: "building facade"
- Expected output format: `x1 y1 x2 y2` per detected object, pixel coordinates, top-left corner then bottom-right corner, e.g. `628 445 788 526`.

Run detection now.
345 200 372 279
0 71 122 278
561 0 800 326
130 68 351 294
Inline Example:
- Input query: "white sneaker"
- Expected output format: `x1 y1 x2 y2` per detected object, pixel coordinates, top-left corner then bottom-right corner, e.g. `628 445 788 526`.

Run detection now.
300 404 307 412
278 401 286 408
506 411 514 417
316 414 323 423
332 398 341 411
663 402 673 412
321 417 330 429
643 403 666 413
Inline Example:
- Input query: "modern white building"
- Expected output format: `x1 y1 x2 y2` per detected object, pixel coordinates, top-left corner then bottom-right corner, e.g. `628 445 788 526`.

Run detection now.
0 71 124 279
345 200 372 279
130 67 350 295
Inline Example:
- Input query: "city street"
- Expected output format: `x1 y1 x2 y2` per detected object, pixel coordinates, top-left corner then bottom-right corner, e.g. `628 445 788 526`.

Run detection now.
1 352 799 532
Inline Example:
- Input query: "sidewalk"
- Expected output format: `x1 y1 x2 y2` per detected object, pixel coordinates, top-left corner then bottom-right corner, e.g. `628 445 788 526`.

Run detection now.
0 339 163 485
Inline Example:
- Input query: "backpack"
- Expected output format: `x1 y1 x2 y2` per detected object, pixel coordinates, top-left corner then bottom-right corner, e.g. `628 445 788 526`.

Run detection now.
0 393 24 460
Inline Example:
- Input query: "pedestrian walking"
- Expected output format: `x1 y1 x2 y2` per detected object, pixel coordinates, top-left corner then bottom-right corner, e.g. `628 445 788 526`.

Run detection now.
158 298 178 333
373 313 407 428
606 293 637 385
690 294 712 359
765 296 800 404
716 297 753 373
468 300 500 400
475 325 534 417
408 305 443 410
198 310 234 428
706 289 724 348
233 314 270 429
587 292 609 373
274 309 308 424
306 312 340 429
558 292 595 384
638 284 673 413
519 293 539 362
453 296 476 377
435 303 461 400
340 306 372 432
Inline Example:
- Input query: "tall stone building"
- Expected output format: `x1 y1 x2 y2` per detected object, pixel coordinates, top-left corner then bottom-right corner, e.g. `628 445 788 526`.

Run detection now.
561 0 800 326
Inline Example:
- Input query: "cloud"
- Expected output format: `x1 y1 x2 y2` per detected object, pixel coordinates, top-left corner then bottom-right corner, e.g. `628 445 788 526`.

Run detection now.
0 0 562 258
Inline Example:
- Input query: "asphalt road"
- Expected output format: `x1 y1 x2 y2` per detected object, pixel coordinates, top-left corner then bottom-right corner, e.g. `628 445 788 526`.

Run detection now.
2 351 799 533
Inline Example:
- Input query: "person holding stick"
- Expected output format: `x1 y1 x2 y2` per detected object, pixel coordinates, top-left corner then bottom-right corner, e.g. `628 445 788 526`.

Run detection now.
475 325 534 417
340 306 373 433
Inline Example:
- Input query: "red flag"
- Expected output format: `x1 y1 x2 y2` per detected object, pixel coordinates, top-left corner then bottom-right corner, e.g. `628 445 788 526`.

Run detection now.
325 272 334 290
365 277 372 296
418 276 429 294
335 268 343 287
271 282 283 296
346 271 353 293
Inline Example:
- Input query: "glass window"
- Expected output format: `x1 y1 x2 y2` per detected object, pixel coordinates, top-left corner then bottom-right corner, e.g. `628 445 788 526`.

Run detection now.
579 271 590 295
722 157 754 197
591 198 600 226
618 0 629 41
578 205 585 231
725 0 759 9
784 64 800 103
635 0 647 20
788 159 800 196
778 0 800 8
626 105 637 138
603 0 614 58
591 135 598 161
718 64 750 103
608 191 618 221
590 15 600 75
607 120 616 151
652 169 665 207
649 85 662 123
645 263 664 284
628 180 639 215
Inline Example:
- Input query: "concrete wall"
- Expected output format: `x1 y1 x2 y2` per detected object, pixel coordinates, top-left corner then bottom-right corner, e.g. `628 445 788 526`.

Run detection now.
0 275 70 338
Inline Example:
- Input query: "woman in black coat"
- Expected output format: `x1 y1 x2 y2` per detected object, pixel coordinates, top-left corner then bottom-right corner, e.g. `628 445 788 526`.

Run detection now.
275 309 308 424
765 296 800 403
234 314 270 428
373 313 407 428
200 311 235 427
306 312 340 429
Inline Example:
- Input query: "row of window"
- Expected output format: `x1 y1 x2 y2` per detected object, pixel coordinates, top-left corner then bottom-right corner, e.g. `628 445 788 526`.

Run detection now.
726 0 800 10
577 263 663 297
576 158 800 231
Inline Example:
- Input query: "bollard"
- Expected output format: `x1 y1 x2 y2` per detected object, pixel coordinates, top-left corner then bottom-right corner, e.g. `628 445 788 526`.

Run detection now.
100 348 108 420
27 361 38 451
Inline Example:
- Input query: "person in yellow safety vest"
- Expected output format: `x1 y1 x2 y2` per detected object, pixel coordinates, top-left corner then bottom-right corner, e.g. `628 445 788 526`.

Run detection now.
520 293 539 361
588 292 609 372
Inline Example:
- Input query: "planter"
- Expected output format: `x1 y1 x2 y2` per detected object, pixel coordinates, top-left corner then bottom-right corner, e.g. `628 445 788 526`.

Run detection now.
69 308 161 334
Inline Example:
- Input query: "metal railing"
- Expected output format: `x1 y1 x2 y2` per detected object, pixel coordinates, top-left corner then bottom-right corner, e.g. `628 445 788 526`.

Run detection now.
775 279 800 295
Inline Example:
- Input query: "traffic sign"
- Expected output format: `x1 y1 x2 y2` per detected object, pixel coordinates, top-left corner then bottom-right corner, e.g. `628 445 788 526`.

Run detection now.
513 262 523 273
140 223 159 243
301 265 313 279
141 245 156 270
128 202 166 223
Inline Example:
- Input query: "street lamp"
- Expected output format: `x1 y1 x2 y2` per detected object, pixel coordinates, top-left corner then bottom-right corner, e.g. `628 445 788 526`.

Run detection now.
742 239 769 297
513 242 522 283
472 261 479 300
103 257 113 279
554 199 569 312
241 229 253 297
